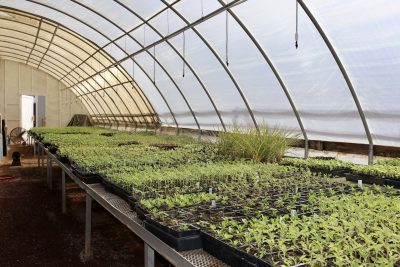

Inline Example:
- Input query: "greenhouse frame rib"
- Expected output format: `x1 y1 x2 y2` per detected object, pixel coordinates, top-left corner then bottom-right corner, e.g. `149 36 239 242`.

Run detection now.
0 0 393 162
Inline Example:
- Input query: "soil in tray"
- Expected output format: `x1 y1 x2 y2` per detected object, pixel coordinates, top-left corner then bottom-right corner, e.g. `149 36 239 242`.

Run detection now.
149 143 181 150
117 140 141 146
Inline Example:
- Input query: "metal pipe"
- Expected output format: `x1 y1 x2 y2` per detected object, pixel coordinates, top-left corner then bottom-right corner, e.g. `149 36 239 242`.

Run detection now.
298 0 373 164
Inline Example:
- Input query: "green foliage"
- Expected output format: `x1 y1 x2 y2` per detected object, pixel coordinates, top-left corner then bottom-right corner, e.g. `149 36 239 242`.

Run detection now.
352 164 400 180
209 188 400 266
376 158 400 166
217 125 297 163
281 157 353 171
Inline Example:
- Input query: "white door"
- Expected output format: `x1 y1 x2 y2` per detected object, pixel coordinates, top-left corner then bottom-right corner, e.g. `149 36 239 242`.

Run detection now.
21 95 35 130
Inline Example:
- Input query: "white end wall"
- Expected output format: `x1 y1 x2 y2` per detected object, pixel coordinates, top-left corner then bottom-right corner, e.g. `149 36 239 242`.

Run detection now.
0 59 88 133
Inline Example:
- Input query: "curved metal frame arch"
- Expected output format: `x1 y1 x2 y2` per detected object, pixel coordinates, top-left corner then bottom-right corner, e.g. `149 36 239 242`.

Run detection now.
0 17 116 126
159 0 259 131
4 5 157 127
58 0 201 133
0 11 128 126
0 53 106 124
217 0 309 157
297 0 374 164
114 0 226 131
22 1 162 128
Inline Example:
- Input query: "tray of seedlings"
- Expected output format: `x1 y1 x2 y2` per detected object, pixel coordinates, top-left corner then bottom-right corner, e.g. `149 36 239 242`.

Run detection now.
281 158 353 178
349 163 400 188
200 185 400 267
29 127 400 266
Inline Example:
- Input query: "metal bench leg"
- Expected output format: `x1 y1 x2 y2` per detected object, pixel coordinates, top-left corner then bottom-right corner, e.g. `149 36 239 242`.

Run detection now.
62 169 66 214
37 145 40 167
145 243 155 267
80 194 93 262
48 159 53 190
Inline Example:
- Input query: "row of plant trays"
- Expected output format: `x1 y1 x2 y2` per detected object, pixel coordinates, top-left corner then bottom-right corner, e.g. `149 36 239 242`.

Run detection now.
307 167 400 189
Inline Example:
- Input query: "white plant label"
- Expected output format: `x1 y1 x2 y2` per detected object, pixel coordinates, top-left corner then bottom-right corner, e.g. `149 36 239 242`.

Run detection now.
196 182 200 189
291 209 297 216
358 180 363 188
211 200 216 208
295 185 299 193
209 187 213 194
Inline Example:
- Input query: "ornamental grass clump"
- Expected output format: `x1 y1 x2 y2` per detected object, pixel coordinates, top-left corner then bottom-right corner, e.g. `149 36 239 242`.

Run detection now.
217 125 297 163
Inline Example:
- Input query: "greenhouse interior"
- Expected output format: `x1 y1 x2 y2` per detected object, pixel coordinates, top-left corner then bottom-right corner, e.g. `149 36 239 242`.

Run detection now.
0 1 399 266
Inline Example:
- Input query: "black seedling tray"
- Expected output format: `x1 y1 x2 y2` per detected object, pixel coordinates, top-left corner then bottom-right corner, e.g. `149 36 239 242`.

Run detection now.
309 168 350 177
101 179 137 208
56 154 70 165
345 173 385 186
134 204 149 221
201 232 274 267
144 216 202 251
71 164 102 184
383 178 400 188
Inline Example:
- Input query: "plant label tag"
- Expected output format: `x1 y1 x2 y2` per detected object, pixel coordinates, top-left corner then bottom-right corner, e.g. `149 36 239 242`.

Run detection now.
196 182 200 189
358 180 363 188
295 185 299 193
211 200 216 208
291 209 297 216
209 187 213 194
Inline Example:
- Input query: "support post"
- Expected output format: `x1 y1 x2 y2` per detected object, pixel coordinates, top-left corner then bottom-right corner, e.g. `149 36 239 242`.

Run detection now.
62 169 66 214
33 141 36 157
368 144 374 165
144 243 155 267
48 159 53 190
46 156 50 185
80 193 93 262
304 139 309 158
41 147 45 167
37 145 40 167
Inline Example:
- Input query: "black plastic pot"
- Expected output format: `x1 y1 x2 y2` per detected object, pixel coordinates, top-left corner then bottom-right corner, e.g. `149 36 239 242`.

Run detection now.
144 215 202 251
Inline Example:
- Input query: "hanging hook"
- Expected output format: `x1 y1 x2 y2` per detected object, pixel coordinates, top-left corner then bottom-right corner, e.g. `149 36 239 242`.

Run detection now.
132 57 135 80
201 0 204 18
183 31 186 77
226 2 229 66
153 46 156 84
167 9 170 34
295 0 299 49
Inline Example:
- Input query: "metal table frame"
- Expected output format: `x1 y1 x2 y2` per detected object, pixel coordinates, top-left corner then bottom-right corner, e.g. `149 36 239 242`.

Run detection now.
32 138 226 267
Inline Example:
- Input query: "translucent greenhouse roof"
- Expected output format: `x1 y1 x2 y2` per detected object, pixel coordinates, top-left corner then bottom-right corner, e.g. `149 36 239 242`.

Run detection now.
0 0 399 151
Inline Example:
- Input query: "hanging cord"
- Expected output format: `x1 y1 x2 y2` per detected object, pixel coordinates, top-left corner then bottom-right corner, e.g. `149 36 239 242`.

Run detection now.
143 24 146 46
225 3 229 66
167 9 170 34
153 46 156 84
295 0 299 49
132 57 135 80
102 69 106 98
201 0 204 18
182 31 186 77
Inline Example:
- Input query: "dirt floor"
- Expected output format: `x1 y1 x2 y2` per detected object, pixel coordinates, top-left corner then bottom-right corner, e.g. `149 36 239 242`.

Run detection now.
0 148 172 267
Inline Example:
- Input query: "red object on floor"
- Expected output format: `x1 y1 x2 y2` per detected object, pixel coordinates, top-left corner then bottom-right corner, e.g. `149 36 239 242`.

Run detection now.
0 174 16 180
